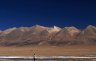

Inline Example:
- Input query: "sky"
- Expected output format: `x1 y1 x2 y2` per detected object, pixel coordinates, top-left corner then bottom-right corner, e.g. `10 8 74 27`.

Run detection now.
0 0 96 30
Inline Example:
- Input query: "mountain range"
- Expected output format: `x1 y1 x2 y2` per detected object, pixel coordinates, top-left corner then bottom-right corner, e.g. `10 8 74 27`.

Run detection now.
0 25 96 46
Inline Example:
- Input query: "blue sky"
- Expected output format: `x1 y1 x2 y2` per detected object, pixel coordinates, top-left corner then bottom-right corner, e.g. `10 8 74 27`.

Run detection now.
0 0 96 30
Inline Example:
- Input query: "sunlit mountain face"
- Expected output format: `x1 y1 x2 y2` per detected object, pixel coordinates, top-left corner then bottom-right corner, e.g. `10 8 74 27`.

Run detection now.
0 25 95 46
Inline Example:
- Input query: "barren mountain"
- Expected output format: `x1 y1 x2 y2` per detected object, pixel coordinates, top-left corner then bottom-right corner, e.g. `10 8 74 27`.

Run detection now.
77 25 96 44
51 26 80 45
0 27 31 46
39 26 61 45
0 25 95 46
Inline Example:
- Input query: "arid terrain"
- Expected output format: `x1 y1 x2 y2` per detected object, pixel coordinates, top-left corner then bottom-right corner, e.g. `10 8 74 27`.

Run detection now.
0 25 95 57
0 45 95 56
0 25 96 46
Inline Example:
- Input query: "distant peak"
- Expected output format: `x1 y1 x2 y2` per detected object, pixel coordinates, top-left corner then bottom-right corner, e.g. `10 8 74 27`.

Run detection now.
53 25 57 28
64 26 79 30
5 27 17 31
62 26 80 36
35 24 41 27
87 25 96 28
2 27 17 35
44 26 61 33
53 25 61 30
32 25 47 29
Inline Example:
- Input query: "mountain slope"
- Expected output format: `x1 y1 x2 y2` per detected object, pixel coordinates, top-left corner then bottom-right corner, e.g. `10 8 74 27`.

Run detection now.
0 25 95 46
77 25 96 44
51 26 80 45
